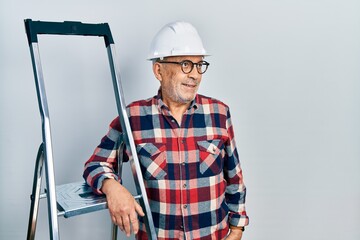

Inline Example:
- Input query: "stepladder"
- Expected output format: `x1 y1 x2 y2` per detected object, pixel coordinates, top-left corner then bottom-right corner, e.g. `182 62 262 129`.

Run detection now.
24 19 157 240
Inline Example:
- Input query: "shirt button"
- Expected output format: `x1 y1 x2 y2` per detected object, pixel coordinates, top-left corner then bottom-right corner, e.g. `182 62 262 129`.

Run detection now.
183 205 187 209
181 162 186 166
183 183 187 188
181 139 185 144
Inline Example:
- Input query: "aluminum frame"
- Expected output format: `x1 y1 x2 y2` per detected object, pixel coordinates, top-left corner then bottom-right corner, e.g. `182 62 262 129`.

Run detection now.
25 20 157 240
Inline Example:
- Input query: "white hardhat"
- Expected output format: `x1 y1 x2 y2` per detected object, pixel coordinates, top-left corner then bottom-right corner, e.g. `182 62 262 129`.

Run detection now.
147 21 208 60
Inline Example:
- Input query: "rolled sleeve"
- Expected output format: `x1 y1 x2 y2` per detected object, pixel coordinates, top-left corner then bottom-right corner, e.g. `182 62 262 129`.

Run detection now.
83 117 123 194
224 108 249 227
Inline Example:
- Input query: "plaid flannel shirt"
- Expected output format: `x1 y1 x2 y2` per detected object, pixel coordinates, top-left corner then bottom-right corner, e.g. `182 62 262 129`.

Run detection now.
83 91 249 240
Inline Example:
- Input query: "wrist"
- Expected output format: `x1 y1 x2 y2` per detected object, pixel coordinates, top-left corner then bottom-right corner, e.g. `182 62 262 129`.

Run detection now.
101 178 118 194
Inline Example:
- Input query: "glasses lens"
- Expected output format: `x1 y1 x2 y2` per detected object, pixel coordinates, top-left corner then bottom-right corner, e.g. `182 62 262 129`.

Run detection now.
181 60 193 73
198 61 209 74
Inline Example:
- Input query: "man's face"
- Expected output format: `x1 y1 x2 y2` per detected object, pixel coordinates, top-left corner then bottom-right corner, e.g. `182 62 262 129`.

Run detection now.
155 55 204 106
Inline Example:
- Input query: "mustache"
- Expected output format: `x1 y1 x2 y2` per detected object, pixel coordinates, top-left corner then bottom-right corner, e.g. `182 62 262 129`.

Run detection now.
183 78 199 86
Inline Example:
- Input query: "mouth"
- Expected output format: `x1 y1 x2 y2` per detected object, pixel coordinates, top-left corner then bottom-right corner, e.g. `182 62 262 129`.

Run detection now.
182 83 197 88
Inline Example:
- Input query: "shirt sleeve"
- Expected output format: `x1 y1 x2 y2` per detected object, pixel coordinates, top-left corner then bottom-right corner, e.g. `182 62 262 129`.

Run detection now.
224 107 249 227
83 117 124 195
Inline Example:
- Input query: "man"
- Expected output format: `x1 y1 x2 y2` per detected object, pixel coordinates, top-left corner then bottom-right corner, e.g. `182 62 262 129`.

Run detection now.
83 21 249 240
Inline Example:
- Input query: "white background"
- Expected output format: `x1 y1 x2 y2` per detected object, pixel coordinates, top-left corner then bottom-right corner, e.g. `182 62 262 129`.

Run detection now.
0 1 359 239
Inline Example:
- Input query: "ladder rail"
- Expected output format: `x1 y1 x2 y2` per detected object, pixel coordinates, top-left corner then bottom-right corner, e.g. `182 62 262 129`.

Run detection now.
27 143 44 240
27 41 60 240
107 44 157 240
111 134 124 239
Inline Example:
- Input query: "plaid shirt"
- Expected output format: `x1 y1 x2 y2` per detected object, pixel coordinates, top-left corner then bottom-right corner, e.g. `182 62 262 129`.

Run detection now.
83 91 249 240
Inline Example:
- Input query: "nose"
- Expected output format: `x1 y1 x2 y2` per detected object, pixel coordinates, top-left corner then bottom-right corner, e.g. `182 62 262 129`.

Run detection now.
188 65 201 79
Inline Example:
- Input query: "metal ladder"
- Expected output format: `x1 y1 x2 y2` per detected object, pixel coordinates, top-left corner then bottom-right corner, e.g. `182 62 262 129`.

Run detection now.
24 19 157 240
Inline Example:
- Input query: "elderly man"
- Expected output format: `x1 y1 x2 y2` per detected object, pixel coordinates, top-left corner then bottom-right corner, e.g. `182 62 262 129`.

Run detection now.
83 21 249 240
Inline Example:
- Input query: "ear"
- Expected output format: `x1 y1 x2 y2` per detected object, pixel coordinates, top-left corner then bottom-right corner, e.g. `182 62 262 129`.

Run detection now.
153 62 163 81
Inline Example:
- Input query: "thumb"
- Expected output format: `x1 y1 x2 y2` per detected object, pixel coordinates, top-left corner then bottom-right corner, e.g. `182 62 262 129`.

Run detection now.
135 201 145 216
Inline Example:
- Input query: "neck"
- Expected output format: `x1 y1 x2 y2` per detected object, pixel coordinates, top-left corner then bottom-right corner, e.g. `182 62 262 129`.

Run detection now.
164 100 191 124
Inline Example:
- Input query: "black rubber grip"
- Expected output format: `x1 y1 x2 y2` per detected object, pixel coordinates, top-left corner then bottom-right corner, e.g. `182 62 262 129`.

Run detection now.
24 19 114 47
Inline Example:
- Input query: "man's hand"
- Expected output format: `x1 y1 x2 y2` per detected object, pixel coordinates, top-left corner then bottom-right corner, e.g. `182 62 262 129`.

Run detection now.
225 228 243 240
101 178 145 237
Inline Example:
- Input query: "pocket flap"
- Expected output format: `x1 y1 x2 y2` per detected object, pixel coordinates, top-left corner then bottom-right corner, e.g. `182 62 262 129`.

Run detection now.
136 142 167 180
137 142 165 158
197 139 222 155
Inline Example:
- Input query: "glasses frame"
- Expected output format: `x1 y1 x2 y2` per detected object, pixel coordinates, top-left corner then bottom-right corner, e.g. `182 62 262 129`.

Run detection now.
159 60 210 74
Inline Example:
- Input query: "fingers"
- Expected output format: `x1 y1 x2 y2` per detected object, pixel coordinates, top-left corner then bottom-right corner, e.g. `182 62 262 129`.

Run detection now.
118 201 144 236
135 201 145 216
112 215 139 236
122 215 132 237
111 215 134 236
105 183 144 236
110 205 142 236
111 216 124 232
130 211 139 235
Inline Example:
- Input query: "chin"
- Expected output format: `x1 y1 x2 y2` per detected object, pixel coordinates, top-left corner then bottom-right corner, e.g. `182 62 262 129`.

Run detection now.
179 96 195 103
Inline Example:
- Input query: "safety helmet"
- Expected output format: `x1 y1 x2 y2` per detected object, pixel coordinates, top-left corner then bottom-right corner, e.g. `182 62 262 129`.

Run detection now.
147 21 208 60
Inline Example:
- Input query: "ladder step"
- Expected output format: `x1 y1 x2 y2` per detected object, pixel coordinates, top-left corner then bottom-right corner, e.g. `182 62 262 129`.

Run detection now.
32 182 143 218
133 194 142 200
55 181 143 218
56 181 107 218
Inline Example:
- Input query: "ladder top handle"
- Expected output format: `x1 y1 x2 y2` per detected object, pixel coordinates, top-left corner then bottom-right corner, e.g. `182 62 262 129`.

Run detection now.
24 19 114 47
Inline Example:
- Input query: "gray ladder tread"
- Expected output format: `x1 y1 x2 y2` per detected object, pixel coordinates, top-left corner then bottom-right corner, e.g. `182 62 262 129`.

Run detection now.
55 181 143 218
56 181 107 218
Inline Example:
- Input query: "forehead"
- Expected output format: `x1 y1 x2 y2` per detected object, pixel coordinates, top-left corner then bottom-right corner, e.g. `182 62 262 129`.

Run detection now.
164 55 204 62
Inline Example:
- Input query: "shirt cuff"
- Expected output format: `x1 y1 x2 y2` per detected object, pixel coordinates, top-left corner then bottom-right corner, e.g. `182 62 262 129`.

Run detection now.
228 211 249 228
93 173 119 195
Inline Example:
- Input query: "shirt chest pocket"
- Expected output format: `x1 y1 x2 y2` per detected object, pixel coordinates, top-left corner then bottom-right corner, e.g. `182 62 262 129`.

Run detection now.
136 142 167 180
197 139 225 176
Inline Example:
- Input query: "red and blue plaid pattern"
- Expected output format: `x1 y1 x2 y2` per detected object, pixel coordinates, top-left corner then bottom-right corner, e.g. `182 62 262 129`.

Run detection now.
83 91 249 240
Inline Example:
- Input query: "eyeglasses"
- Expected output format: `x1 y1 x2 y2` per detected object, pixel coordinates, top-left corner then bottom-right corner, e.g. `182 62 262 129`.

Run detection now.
159 60 210 74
